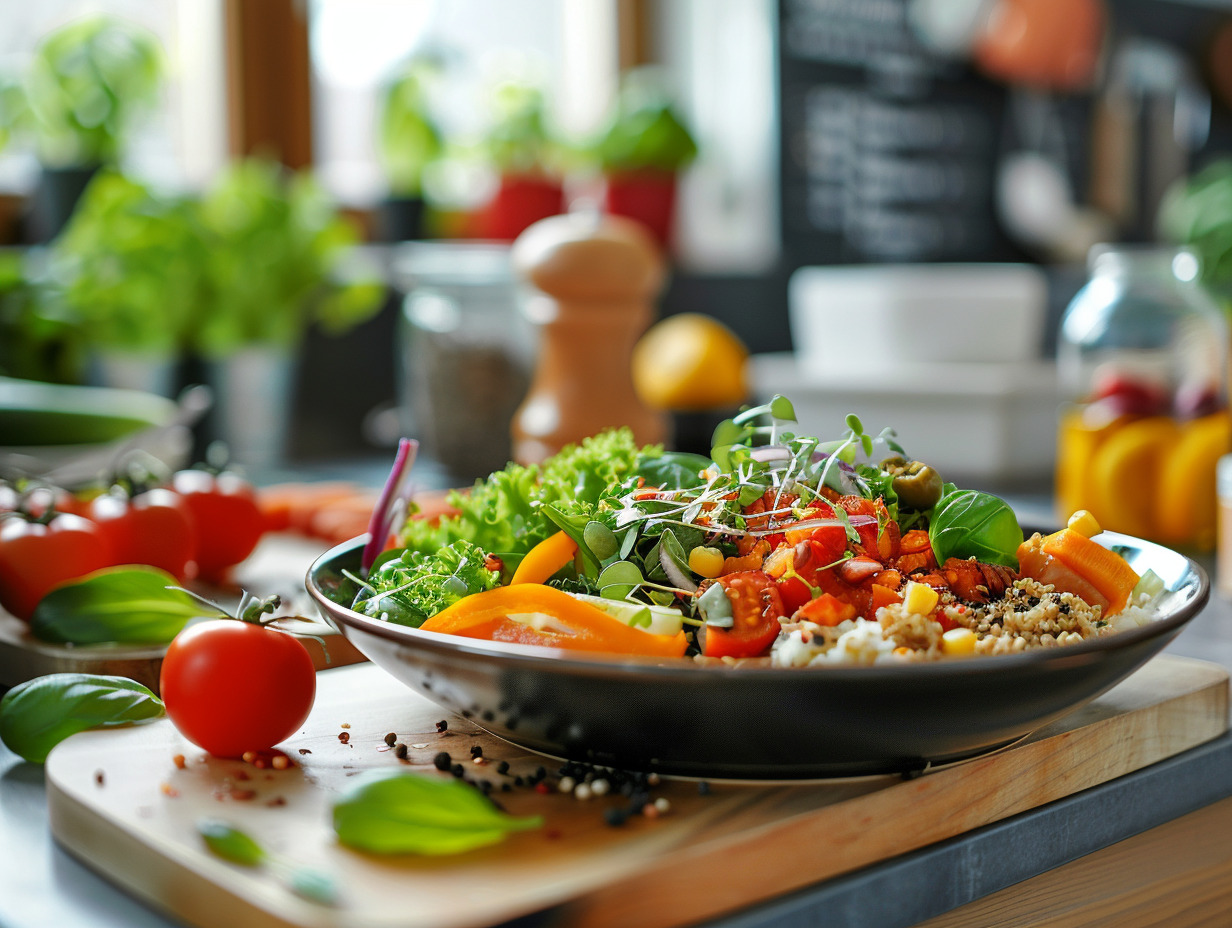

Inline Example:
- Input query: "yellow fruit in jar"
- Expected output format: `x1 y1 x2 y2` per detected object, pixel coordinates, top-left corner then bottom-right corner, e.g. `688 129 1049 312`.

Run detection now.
1088 416 1180 539
632 313 749 411
1055 408 1124 525
1154 412 1231 550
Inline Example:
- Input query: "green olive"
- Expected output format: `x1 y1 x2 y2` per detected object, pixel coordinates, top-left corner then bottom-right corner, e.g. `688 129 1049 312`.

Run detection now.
887 460 944 509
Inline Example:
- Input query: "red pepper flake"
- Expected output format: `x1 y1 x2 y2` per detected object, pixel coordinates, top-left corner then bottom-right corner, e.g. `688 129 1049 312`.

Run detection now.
229 788 257 801
172 754 186 770
266 796 287 807
298 748 312 755
271 755 290 771
160 783 179 798
545 828 562 840
94 770 105 787
340 723 351 729
242 751 257 764
484 554 504 573
234 769 251 781
253 758 268 769
534 782 550 795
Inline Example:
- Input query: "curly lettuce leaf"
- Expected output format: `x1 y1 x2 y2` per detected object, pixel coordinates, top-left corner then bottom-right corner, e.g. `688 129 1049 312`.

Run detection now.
353 540 499 626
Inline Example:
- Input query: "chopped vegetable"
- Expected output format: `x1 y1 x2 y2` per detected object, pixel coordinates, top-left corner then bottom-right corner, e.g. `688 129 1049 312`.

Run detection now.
353 540 500 628
510 530 578 585
1041 529 1141 616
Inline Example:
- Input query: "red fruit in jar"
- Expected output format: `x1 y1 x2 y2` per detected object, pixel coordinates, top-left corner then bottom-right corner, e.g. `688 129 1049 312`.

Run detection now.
1173 381 1223 420
1089 372 1169 417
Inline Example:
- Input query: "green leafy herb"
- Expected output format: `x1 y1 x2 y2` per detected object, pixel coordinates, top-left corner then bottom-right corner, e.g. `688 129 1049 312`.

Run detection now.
332 769 542 855
352 540 499 627
198 819 266 866
928 487 1022 570
197 818 337 906
635 451 710 490
0 673 164 763
29 567 205 645
598 561 644 600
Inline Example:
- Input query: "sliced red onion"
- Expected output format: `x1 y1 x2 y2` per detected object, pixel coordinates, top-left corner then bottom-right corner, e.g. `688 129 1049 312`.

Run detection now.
659 544 698 594
361 438 419 573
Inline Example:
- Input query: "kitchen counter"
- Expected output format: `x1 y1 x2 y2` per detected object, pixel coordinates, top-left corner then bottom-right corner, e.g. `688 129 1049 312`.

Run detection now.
2 493 1231 928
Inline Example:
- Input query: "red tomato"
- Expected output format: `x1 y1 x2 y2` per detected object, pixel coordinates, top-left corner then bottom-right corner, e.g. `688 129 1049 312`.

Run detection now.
89 488 197 581
0 513 112 621
701 571 785 659
160 619 316 757
794 592 857 627
171 470 264 582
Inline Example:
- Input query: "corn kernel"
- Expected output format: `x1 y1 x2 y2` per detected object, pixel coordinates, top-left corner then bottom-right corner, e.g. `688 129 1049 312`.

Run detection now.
689 546 725 579
942 627 978 657
902 581 939 615
1066 510 1102 538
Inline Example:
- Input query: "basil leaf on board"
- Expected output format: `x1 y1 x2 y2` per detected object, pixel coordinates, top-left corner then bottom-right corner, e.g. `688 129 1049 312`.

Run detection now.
333 769 542 855
928 488 1022 570
198 819 266 866
29 567 205 645
0 673 165 763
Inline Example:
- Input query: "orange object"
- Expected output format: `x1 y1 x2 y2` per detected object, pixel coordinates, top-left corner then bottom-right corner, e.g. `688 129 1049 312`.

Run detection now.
1039 529 1140 616
418 584 688 658
510 530 578 585
794 592 857 627
974 0 1105 91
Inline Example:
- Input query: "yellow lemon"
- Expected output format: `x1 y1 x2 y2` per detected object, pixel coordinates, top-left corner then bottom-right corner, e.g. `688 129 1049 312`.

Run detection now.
1154 412 1231 550
1089 416 1180 539
632 313 749 411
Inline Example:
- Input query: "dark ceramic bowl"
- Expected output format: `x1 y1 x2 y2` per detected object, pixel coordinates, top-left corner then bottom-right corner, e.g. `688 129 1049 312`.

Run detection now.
306 533 1208 779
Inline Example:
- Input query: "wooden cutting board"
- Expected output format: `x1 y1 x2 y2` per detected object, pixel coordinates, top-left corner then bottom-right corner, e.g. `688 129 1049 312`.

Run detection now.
45 655 1228 928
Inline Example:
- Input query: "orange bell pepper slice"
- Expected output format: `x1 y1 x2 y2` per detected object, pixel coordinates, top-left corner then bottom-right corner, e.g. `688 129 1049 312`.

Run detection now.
510 530 578 585
418 584 688 657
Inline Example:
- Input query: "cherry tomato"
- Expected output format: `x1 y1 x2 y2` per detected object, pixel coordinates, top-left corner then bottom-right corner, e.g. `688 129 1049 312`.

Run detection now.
700 571 785 659
89 487 197 581
171 470 265 581
0 512 112 621
160 619 316 757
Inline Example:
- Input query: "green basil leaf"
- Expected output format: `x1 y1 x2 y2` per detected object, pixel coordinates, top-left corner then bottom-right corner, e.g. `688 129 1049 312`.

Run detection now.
198 819 266 866
0 673 165 764
635 451 711 490
332 769 542 855
928 488 1022 570
29 566 205 645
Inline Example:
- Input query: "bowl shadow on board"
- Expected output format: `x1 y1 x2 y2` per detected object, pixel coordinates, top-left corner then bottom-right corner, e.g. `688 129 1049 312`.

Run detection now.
306 534 1208 780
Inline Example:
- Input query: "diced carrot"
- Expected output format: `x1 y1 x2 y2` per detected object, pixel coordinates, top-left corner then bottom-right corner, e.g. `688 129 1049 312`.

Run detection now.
794 592 857 627
1040 529 1140 616
868 582 903 618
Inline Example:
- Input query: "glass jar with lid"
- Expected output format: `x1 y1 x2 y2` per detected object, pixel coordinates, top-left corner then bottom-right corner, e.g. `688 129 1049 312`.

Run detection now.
1056 245 1229 549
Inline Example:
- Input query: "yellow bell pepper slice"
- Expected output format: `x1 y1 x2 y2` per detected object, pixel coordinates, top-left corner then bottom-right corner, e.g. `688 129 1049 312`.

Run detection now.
418 584 688 658
510 530 579 585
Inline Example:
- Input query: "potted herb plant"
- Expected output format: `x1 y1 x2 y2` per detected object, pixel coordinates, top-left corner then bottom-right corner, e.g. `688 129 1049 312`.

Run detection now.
192 158 384 467
49 170 205 396
477 82 565 241
595 75 697 250
1 15 162 242
375 56 443 242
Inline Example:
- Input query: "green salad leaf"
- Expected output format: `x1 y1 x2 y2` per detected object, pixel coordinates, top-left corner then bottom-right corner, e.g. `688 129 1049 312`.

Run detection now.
29 567 204 645
353 540 498 627
333 769 542 855
928 487 1022 570
0 673 164 763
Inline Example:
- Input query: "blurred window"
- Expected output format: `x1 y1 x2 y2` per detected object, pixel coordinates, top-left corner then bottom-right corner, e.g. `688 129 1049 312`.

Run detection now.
0 0 227 193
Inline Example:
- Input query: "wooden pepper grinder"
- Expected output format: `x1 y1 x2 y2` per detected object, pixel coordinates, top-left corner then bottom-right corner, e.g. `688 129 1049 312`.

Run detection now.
510 211 669 464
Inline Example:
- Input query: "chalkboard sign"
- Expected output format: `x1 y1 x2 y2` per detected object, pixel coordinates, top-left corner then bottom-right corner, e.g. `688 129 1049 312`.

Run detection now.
778 0 1029 266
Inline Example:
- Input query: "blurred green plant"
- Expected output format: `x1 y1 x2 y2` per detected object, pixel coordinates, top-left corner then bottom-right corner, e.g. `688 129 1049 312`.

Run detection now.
192 159 384 358
1158 161 1232 304
482 81 561 176
378 57 443 197
0 250 84 383
51 171 206 355
0 15 162 167
595 72 697 174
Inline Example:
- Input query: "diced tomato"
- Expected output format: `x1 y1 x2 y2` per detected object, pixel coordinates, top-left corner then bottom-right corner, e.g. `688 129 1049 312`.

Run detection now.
776 575 812 615
701 571 785 659
874 568 903 590
814 568 872 618
793 592 857 627
874 500 901 561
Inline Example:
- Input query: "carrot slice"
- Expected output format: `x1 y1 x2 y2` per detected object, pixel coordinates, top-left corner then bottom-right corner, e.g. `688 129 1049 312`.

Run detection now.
1041 529 1140 616
419 584 687 657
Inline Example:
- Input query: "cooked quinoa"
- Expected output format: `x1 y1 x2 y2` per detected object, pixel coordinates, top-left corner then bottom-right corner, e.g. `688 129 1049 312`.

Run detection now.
770 577 1155 667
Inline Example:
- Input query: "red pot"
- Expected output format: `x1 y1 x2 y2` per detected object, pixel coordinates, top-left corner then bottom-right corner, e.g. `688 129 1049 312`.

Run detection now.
479 174 565 241
603 170 678 249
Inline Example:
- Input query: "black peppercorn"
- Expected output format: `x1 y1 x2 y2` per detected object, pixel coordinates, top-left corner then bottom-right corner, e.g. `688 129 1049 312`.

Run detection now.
433 752 451 771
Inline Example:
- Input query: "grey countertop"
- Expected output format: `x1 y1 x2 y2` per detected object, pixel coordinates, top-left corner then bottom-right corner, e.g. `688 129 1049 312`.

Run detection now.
2 492 1231 928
